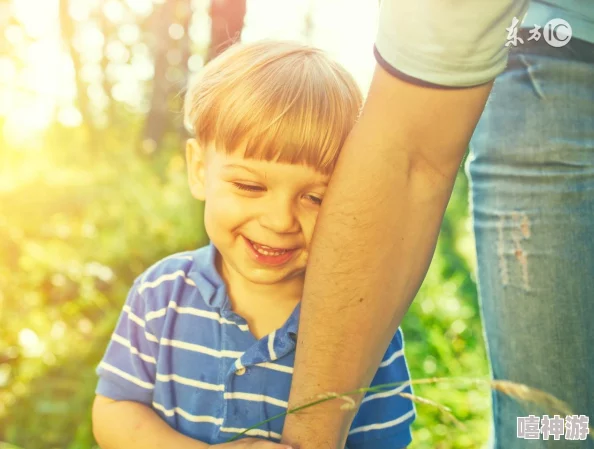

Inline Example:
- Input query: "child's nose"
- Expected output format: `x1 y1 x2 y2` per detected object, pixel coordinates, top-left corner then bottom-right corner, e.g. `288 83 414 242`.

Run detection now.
259 198 299 234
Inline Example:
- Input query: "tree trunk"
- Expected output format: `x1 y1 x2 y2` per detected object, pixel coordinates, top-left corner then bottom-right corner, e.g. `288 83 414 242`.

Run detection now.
100 12 115 127
142 0 247 152
176 0 192 140
58 0 97 150
205 0 247 63
141 1 175 153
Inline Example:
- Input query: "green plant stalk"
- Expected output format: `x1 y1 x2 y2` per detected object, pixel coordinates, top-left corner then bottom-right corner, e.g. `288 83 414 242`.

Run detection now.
225 376 592 443
226 378 442 442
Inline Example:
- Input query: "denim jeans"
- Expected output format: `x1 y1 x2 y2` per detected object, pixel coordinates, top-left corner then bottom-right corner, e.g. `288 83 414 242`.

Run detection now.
466 32 594 449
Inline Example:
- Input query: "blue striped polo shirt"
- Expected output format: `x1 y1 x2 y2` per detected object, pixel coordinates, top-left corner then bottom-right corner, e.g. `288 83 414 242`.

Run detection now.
96 243 416 448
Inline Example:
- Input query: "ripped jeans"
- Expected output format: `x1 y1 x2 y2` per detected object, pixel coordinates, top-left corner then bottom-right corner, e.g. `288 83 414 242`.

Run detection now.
466 32 594 448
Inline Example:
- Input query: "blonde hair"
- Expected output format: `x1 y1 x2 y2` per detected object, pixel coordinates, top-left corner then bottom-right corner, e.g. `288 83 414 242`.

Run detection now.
184 40 363 175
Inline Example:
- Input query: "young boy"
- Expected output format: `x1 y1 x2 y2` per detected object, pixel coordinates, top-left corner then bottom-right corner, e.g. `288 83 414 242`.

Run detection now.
92 40 415 449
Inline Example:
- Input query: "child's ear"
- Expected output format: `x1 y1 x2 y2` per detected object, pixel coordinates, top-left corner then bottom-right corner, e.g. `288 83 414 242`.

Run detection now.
186 138 206 201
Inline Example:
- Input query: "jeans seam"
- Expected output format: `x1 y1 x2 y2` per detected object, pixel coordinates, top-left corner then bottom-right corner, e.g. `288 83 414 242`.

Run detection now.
517 54 546 100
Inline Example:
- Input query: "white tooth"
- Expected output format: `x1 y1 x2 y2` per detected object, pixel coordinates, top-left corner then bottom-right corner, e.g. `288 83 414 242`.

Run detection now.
253 242 287 256
256 247 285 256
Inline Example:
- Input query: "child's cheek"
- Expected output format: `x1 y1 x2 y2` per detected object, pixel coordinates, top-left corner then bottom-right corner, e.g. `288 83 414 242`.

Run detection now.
206 193 252 232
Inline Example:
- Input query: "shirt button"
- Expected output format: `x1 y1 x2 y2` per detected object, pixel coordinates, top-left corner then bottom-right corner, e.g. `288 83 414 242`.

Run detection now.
236 367 246 376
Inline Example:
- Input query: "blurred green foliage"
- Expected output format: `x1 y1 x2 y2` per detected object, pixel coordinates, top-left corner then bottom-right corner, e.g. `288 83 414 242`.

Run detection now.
0 124 490 449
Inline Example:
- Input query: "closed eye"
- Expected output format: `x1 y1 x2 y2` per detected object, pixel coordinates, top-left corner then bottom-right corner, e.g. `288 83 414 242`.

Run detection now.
305 194 322 205
233 182 265 192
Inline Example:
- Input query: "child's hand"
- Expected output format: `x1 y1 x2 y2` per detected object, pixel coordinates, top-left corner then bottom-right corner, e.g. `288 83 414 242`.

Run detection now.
211 438 293 449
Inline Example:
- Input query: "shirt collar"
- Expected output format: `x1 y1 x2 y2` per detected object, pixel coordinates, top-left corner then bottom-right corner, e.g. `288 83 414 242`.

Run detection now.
283 301 300 341
187 242 229 309
188 241 301 340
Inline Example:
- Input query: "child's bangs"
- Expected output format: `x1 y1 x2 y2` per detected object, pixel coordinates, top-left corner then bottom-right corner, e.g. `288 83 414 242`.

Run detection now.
200 49 362 175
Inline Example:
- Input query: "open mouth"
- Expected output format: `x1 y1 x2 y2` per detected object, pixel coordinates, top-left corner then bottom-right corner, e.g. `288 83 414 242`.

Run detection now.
243 237 298 266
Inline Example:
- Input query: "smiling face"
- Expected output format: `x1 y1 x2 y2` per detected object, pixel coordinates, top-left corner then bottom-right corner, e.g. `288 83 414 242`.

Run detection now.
187 140 330 289
183 41 362 296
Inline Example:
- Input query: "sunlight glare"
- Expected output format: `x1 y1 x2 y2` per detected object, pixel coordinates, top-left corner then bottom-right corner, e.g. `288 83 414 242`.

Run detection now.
57 106 83 127
125 0 153 17
18 328 46 358
2 0 380 143
12 0 58 39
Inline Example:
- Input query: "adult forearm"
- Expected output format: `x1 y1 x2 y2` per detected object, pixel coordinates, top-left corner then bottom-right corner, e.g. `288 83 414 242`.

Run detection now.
92 396 208 449
282 64 492 449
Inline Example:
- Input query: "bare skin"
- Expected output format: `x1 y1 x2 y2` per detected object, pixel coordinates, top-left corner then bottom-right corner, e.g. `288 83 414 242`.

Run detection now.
281 63 493 449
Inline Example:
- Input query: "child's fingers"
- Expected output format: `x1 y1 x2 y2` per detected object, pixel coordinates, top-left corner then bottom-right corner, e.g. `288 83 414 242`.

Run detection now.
236 438 293 449
253 443 292 449
252 441 292 449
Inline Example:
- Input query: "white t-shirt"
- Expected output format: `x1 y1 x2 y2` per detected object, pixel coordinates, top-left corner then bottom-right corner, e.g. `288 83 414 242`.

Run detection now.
375 0 594 87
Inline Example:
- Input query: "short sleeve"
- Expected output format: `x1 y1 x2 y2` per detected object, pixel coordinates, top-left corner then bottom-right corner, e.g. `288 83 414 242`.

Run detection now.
95 281 159 405
346 329 416 449
374 0 530 87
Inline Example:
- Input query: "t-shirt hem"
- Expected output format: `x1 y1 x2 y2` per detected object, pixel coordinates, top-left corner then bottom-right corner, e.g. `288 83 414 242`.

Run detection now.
95 375 153 405
373 46 491 90
374 37 507 88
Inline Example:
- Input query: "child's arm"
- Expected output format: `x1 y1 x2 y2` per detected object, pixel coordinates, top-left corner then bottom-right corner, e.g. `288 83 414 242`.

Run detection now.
92 394 208 449
92 395 292 449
